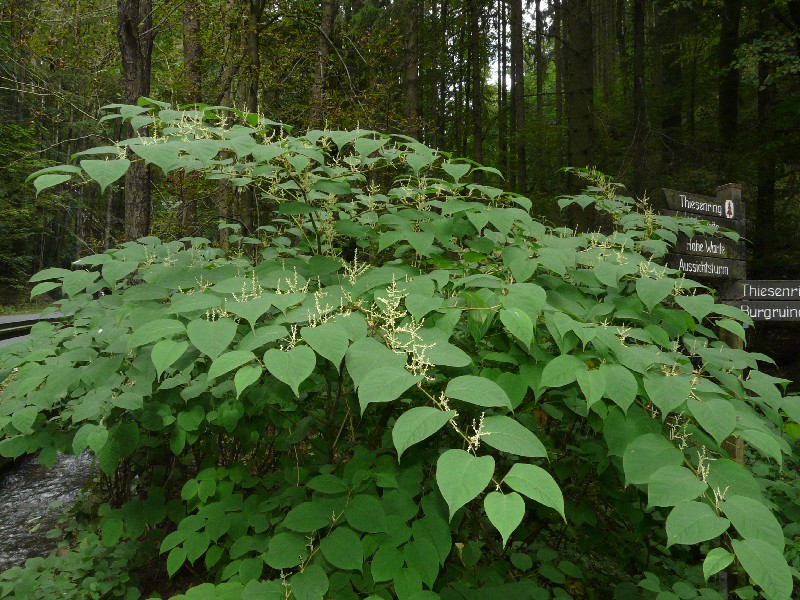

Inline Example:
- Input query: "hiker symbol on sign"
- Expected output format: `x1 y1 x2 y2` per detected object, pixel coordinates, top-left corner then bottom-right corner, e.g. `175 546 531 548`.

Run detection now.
725 199 734 219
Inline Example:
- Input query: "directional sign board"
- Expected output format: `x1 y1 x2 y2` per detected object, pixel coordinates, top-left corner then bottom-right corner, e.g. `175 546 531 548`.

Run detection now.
737 302 800 321
673 234 745 259
663 188 743 221
732 280 800 321
666 254 746 279
662 187 746 281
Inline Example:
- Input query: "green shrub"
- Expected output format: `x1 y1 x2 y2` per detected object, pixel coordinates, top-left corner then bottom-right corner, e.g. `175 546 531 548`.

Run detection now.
0 102 796 599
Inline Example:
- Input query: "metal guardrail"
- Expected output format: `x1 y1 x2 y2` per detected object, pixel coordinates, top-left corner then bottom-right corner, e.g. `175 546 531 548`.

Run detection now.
0 313 62 345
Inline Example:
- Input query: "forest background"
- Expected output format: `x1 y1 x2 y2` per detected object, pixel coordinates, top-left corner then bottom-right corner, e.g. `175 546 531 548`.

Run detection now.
1 0 799 358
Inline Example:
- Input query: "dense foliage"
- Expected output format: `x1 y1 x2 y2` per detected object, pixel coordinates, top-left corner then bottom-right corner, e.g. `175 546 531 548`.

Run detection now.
1 105 799 599
3 1 800 293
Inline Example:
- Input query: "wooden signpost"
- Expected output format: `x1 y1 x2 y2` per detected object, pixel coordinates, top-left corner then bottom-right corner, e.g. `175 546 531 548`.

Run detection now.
661 184 800 322
663 184 747 281
734 281 800 322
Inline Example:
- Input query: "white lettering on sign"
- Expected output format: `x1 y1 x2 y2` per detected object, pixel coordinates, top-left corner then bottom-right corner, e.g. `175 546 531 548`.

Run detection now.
685 238 726 255
678 258 729 276
680 194 723 216
740 304 800 320
742 283 800 298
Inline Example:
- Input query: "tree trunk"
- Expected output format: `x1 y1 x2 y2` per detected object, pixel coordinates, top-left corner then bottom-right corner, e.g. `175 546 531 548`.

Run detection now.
498 0 508 178
312 0 338 126
631 0 647 196
182 2 202 103
718 0 742 180
403 0 421 139
563 0 594 187
435 0 449 149
469 0 483 178
655 1 684 168
509 0 526 192
117 0 155 241
754 0 776 271
535 0 544 120
553 0 564 131
181 1 202 233
239 0 266 235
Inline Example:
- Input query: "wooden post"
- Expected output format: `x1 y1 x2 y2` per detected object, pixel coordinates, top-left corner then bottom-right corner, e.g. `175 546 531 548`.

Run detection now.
716 183 744 598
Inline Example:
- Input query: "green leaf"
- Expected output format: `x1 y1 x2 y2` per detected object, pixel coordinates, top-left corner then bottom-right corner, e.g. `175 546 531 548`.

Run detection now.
703 548 734 581
502 283 547 318
687 397 736 446
131 142 180 172
675 294 715 322
167 545 187 577
732 538 793 600
358 366 421 413
576 369 606 409
706 459 763 502
717 318 746 341
344 495 388 533
500 308 533 348
151 340 189 377
306 474 348 494
436 449 495 520
346 337 407 387
441 161 471 183
62 269 100 296
101 516 123 547
187 318 238 359
301 322 349 368
263 532 308 569
636 277 674 311
263 346 316 397
290 564 329 600
34 173 72 196
739 429 784 467
502 463 565 521
393 407 456 460
102 260 138 284
647 465 708 507
30 281 61 298
722 495 784 551
129 319 186 348
11 406 38 434
600 364 639 412
184 531 211 564
86 424 109 453
371 546 404 582
484 491 525 547
234 365 262 398
405 294 444 321
539 355 587 389
169 293 222 314
313 178 352 195
666 502 730 546
403 539 440 588
445 375 511 408
320 527 363 571
80 159 130 193
282 501 333 532
277 201 321 215
480 415 547 458
623 433 684 486
207 350 256 380
644 373 692 418
226 298 271 330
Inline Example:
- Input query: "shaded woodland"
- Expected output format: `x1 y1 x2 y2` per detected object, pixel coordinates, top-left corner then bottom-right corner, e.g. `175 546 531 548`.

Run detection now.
1 0 799 296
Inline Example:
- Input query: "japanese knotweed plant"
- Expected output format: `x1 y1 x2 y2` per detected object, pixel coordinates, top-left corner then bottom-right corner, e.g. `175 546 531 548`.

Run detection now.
1 101 798 599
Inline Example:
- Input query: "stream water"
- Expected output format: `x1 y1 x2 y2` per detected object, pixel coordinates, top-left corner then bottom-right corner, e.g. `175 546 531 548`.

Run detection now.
0 453 93 572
